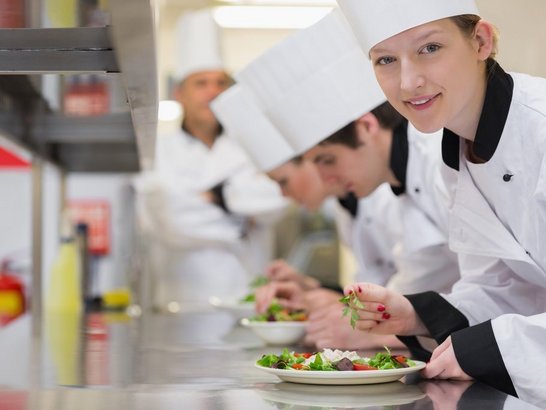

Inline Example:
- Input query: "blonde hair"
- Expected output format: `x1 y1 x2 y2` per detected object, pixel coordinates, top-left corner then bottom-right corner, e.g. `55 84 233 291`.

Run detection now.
450 15 499 60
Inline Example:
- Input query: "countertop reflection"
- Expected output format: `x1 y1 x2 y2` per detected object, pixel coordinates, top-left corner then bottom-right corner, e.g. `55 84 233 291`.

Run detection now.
0 309 538 409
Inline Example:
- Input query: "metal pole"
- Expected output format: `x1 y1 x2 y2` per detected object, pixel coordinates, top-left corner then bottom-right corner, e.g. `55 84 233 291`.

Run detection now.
31 156 43 339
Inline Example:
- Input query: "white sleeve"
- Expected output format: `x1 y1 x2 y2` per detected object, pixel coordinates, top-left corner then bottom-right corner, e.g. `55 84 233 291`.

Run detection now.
223 168 289 222
387 242 460 294
493 313 546 408
133 172 242 247
443 254 546 326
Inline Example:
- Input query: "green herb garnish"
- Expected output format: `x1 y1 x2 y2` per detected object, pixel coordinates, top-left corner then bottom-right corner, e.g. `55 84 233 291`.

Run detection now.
250 275 269 289
339 292 364 329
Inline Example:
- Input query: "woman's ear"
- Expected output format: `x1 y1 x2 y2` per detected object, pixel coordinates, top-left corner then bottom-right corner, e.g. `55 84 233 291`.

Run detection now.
355 112 380 144
474 20 495 61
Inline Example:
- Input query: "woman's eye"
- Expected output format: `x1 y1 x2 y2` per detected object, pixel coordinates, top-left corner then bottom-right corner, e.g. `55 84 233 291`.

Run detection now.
421 44 440 54
375 56 396 66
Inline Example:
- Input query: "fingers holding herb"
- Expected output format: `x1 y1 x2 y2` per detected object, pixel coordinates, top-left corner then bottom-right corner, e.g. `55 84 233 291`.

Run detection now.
339 289 389 330
342 283 428 336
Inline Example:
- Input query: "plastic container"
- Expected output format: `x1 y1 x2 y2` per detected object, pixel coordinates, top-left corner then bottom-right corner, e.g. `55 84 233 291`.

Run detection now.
45 215 83 314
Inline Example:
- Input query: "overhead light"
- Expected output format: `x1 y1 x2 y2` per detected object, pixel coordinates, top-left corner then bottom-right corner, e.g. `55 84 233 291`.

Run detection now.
213 5 333 29
158 100 182 122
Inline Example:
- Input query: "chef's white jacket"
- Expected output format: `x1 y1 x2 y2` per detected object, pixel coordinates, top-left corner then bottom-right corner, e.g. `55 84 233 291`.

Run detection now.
400 63 546 407
336 123 460 294
135 128 287 306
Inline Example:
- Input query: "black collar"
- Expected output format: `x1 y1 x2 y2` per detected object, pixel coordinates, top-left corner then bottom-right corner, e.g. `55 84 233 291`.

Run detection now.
442 61 514 170
389 118 409 196
337 192 358 218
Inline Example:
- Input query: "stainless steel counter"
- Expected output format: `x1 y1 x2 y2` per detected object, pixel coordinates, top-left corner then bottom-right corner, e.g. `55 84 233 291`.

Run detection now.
0 310 538 409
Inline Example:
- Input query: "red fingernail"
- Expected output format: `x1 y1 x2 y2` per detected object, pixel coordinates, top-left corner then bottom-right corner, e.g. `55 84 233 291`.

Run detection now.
348 290 353 294
382 313 391 320
377 305 385 312
357 286 362 293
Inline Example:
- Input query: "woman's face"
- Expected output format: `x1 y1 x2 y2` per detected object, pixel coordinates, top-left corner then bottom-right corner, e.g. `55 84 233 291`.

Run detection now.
267 160 343 211
370 18 489 138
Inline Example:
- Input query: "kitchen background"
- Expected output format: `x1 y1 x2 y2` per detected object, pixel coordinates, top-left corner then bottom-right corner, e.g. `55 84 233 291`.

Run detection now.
1 0 545 315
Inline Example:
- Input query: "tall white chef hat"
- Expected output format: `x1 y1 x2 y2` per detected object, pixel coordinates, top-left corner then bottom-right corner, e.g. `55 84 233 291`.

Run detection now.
336 0 480 54
211 85 295 172
174 8 225 82
235 9 386 154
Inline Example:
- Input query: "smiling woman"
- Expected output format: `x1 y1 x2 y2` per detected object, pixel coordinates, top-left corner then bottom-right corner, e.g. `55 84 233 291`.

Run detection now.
336 0 546 406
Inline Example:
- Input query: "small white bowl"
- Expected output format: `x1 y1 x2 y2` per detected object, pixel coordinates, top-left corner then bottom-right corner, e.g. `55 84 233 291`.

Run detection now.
209 296 256 321
241 318 306 346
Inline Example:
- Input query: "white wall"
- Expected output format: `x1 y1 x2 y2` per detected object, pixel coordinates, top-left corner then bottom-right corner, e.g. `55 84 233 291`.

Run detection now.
477 0 546 77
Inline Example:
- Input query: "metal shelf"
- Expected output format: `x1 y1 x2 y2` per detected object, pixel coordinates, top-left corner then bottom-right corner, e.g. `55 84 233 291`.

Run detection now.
0 0 158 173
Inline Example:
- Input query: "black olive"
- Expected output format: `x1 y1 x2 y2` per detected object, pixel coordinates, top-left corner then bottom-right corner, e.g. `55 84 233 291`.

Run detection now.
335 357 354 371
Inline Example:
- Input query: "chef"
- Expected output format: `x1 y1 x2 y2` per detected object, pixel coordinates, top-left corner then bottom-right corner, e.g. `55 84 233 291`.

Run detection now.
135 9 286 308
335 0 546 405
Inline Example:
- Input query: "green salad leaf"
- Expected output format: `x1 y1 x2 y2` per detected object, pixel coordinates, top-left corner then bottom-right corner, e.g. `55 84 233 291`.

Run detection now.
339 292 364 329
250 301 307 322
250 275 269 289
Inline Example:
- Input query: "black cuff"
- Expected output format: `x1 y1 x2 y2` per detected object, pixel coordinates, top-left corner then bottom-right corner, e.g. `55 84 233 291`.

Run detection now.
396 336 432 362
210 182 229 213
405 291 469 344
452 320 517 398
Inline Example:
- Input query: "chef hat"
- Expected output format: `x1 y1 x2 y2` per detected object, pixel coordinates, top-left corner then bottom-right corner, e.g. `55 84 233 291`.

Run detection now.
236 9 386 154
337 0 480 54
211 85 295 172
174 8 225 82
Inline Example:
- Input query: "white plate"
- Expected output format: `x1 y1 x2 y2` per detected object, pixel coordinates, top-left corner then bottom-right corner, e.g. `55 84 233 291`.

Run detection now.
255 361 426 385
209 296 255 320
256 381 426 408
241 319 307 345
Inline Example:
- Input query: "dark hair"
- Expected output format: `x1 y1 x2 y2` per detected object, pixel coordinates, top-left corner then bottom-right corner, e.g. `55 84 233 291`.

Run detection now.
290 155 304 165
320 101 405 148
450 15 499 60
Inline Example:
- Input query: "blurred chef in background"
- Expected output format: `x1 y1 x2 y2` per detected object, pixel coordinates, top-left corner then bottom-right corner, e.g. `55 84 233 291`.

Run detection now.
135 9 286 309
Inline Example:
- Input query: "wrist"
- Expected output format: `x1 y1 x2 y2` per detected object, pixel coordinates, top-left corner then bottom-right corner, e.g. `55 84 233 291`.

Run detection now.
301 276 321 290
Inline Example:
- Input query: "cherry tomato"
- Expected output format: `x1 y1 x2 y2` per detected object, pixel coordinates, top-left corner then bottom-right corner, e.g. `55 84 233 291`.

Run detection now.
353 363 378 371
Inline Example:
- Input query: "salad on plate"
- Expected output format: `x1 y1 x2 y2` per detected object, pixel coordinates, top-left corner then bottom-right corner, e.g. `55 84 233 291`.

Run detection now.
257 347 416 371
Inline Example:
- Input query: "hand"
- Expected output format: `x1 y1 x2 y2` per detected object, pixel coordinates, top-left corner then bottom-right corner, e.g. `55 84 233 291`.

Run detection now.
265 260 320 290
422 336 473 380
342 282 427 336
304 301 406 350
254 281 305 314
303 288 341 311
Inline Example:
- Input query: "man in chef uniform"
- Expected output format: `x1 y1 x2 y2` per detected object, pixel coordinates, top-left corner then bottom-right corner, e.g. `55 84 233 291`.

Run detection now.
136 9 286 310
